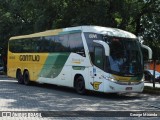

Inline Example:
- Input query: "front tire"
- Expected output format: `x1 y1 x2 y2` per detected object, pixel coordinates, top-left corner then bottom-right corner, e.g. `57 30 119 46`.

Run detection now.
23 71 30 85
75 76 86 95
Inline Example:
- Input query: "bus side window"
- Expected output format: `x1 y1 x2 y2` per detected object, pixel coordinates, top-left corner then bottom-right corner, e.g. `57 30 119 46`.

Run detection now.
58 34 69 52
94 46 104 70
68 33 85 57
15 39 23 53
48 36 55 52
9 41 15 52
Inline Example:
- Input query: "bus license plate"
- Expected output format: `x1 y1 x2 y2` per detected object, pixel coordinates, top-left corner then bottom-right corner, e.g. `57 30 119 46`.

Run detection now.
126 87 132 91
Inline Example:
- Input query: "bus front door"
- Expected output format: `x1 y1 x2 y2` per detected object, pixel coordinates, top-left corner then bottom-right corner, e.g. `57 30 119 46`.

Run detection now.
89 44 105 92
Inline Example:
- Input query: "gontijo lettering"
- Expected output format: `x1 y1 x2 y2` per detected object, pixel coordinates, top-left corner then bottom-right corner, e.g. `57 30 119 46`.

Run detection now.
19 55 40 61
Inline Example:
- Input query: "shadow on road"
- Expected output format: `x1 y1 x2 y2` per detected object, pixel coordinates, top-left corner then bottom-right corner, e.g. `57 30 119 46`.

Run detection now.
25 78 143 100
1 75 142 99
0 76 149 111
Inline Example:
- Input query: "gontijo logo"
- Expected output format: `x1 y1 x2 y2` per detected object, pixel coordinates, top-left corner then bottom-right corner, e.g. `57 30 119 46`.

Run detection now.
19 55 40 61
90 82 102 90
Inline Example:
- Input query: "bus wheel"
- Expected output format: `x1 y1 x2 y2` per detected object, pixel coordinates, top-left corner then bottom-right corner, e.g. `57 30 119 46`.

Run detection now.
23 71 30 85
75 76 86 95
16 70 24 84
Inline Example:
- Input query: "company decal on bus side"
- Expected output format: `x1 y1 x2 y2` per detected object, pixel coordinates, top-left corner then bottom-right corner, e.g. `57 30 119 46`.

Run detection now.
72 58 84 64
19 55 40 61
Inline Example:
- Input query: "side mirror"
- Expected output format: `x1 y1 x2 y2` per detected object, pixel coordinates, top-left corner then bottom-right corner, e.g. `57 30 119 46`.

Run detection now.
141 44 152 60
93 40 110 56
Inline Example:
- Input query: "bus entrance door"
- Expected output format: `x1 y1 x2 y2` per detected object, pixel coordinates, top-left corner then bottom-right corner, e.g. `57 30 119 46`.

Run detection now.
89 44 105 92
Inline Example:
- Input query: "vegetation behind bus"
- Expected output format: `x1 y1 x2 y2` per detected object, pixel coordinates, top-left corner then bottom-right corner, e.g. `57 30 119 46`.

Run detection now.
0 0 160 74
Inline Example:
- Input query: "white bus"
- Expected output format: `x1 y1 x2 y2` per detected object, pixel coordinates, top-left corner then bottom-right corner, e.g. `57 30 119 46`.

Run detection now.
8 26 152 94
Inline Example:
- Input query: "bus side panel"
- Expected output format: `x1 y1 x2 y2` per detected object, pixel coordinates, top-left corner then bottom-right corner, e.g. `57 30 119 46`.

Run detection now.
37 53 91 88
7 52 49 80
38 53 70 79
64 53 91 88
7 52 19 78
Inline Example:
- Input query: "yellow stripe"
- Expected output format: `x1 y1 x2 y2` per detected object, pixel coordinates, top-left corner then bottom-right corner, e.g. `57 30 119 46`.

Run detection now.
113 75 131 82
7 51 48 80
72 61 81 64
112 74 141 82
10 29 63 40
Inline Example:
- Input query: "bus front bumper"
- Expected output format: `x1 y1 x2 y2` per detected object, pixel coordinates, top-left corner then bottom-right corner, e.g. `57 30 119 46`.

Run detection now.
104 80 144 93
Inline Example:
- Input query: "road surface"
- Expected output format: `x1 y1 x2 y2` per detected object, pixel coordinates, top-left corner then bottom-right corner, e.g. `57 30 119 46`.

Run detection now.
0 75 160 120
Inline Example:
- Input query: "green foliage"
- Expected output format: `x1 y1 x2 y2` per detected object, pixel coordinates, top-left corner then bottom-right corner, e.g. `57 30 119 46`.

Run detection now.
141 0 160 60
0 0 160 60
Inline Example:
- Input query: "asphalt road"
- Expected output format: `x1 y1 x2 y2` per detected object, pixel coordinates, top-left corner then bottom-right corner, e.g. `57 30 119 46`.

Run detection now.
0 75 160 120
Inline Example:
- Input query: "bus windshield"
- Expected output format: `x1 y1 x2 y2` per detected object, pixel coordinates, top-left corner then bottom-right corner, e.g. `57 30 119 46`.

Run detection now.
105 37 143 76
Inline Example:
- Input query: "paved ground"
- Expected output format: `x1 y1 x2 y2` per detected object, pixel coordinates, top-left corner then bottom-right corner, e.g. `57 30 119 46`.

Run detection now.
0 75 160 120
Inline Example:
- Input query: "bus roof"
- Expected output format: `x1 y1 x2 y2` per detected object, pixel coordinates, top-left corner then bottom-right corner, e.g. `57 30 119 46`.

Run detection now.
10 26 137 40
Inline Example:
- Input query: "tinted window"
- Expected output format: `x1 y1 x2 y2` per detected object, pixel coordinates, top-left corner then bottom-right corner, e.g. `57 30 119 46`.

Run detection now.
55 34 69 52
84 32 102 53
68 33 85 56
9 38 40 53
9 32 85 56
94 47 104 69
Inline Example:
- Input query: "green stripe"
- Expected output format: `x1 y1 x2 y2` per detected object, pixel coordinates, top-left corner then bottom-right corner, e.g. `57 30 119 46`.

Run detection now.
39 53 70 78
72 66 85 70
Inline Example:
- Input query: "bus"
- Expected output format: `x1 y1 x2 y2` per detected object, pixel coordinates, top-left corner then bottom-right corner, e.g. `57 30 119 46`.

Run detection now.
7 26 152 94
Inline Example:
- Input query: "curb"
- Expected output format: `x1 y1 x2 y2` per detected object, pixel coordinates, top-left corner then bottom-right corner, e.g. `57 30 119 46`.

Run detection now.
143 86 160 95
143 90 160 95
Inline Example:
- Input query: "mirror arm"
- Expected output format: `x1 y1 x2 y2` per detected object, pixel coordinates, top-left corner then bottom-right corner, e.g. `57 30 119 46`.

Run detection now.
141 44 152 60
93 40 110 56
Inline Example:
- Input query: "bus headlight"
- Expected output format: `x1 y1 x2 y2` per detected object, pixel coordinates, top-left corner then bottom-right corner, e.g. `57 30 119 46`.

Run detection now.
107 76 117 82
141 75 145 82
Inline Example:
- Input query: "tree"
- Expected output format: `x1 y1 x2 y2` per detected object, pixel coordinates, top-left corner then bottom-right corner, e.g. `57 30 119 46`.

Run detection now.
0 0 160 60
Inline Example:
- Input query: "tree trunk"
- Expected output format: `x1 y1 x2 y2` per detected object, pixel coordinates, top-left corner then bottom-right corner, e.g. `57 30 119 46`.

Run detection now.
153 60 156 88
